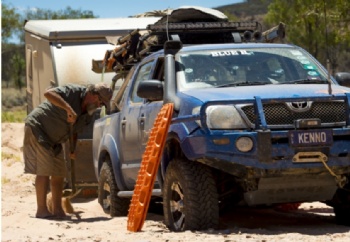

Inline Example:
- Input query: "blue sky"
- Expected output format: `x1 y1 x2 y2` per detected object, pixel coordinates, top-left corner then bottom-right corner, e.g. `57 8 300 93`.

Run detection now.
5 0 243 18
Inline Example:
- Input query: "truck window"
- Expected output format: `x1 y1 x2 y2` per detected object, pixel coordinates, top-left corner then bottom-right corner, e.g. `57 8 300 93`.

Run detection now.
152 58 164 81
112 67 135 112
130 61 154 103
176 47 329 91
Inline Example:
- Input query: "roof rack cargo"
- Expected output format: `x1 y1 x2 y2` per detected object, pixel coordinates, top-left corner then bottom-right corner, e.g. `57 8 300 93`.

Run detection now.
92 7 285 74
92 21 285 74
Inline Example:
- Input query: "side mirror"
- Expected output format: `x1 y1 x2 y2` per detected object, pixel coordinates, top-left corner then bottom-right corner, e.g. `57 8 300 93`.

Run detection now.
137 80 163 101
335 72 350 87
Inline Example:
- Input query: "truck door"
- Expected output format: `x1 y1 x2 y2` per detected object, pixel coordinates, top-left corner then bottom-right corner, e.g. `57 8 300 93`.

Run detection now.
139 58 164 151
119 60 155 189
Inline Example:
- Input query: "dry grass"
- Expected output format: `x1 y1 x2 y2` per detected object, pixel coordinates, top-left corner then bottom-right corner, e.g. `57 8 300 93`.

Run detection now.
1 176 11 185
1 152 22 168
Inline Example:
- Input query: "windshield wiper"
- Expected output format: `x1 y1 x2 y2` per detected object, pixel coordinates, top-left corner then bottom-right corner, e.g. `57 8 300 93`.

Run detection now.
280 79 328 84
217 81 270 88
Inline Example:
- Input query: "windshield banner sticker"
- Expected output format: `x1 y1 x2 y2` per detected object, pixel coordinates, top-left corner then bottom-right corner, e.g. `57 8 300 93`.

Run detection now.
211 50 251 57
308 71 319 76
290 50 303 56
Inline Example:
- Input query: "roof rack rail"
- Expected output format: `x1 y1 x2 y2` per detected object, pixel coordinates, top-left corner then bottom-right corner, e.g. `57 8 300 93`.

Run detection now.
148 21 260 32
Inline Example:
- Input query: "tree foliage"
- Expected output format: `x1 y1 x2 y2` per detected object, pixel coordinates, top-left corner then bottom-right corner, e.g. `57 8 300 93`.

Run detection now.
1 3 98 92
23 6 97 21
2 3 23 90
1 3 21 43
18 6 98 44
264 0 350 72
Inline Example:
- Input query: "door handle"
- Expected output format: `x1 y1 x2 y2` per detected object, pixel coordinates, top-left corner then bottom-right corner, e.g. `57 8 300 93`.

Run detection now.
121 118 127 129
140 114 147 144
139 115 146 130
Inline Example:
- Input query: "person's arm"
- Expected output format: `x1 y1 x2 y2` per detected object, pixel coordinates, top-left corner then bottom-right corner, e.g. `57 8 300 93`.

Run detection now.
44 88 77 123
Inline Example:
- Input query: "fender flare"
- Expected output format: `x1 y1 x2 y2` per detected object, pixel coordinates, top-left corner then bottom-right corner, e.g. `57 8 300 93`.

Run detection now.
98 133 127 191
159 131 182 188
159 121 202 183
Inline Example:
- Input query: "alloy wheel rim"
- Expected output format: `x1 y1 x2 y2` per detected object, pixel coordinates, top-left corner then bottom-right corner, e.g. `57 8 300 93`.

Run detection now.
170 182 185 230
103 182 111 210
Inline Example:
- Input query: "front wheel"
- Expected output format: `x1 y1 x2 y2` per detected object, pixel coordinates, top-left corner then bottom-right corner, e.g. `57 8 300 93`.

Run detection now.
98 161 130 217
334 206 350 226
163 159 219 231
332 182 350 226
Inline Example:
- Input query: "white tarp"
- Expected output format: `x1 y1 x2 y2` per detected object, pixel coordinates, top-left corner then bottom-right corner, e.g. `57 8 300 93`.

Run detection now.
154 6 228 24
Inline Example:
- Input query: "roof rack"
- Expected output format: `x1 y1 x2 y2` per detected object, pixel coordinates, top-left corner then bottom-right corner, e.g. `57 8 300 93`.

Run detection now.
148 21 260 32
92 21 285 74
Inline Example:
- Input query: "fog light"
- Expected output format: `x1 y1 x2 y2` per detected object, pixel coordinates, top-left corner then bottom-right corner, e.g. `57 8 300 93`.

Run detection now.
236 137 253 152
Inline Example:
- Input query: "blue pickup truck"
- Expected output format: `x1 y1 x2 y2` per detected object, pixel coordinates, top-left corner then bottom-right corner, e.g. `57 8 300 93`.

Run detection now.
92 7 350 231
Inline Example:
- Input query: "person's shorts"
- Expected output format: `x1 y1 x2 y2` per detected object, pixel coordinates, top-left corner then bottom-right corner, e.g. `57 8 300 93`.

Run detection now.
23 125 66 177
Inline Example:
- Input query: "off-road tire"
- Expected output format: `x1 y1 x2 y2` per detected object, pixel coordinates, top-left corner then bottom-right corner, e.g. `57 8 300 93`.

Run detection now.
163 159 219 231
333 183 350 226
98 161 130 217
334 206 350 226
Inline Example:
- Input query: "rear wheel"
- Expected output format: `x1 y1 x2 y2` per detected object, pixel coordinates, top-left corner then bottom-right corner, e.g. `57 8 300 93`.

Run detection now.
98 161 130 216
163 159 219 231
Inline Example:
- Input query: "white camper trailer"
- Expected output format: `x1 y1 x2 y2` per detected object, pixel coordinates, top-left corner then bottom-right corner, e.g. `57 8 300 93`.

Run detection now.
24 17 160 111
24 17 160 192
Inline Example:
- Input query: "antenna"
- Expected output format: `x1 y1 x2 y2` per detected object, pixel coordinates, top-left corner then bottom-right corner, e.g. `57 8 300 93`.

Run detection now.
327 59 332 95
323 0 332 95
166 8 170 41
323 0 330 62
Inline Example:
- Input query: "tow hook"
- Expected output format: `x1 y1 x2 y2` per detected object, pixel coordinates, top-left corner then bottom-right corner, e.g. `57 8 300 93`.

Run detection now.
320 158 348 189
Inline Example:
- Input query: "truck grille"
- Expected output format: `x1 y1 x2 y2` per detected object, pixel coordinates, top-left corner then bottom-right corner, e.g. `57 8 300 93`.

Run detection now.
241 101 346 126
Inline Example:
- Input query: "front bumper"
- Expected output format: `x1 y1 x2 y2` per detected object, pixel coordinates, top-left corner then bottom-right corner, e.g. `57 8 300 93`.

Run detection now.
181 128 350 179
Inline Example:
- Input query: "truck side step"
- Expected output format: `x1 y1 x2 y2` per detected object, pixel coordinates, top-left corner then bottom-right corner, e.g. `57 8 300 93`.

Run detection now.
117 189 162 198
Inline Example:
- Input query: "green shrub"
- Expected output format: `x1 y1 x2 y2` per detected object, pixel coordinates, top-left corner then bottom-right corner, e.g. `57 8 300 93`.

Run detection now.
1 87 27 122
1 87 26 110
1 110 26 122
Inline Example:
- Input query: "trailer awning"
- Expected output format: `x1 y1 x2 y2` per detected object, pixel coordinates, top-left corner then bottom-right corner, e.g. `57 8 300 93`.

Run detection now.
24 17 160 41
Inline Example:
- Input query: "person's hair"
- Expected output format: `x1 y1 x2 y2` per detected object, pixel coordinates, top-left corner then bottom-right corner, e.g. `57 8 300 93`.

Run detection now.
86 84 99 95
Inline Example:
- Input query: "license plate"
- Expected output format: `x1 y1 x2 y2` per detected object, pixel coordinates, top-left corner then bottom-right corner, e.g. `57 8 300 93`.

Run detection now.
289 129 333 146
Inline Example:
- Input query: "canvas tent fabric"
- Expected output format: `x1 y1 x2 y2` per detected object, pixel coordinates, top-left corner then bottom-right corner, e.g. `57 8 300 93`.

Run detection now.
154 6 228 24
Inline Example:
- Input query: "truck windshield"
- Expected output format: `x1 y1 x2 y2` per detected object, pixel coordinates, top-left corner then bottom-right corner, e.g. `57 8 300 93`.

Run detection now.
176 47 329 91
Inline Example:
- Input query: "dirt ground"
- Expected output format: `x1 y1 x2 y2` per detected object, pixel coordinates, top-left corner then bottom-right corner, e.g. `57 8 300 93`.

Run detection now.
1 122 349 241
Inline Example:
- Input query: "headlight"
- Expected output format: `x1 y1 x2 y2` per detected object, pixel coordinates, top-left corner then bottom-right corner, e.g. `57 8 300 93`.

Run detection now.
192 105 248 129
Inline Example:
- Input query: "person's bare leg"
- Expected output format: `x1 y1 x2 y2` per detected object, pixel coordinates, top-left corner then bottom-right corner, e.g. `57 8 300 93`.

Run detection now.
35 175 52 218
50 176 66 218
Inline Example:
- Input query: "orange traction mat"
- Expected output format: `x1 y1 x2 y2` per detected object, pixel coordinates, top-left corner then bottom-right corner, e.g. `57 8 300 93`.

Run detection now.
127 103 174 232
